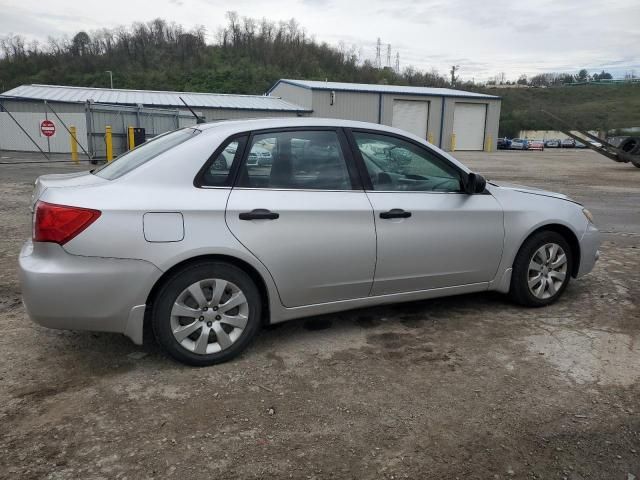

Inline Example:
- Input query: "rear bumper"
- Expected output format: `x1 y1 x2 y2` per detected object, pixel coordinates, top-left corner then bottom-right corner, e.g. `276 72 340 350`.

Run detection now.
577 223 601 278
19 240 161 343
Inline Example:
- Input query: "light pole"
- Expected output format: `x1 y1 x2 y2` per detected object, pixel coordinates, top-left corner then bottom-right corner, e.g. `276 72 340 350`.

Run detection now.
105 70 113 89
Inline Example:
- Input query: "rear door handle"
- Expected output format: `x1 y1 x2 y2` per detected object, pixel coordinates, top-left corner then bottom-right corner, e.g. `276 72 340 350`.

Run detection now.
239 209 280 220
380 208 411 219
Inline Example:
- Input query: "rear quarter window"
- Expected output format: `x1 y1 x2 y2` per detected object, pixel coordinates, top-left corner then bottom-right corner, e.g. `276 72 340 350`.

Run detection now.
93 128 201 180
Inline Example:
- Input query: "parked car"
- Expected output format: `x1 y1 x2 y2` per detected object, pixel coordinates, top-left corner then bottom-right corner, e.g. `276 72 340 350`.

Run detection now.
527 140 545 151
575 141 587 149
19 118 601 366
510 138 528 150
588 140 603 148
247 145 273 167
544 139 561 148
497 138 512 150
561 138 576 148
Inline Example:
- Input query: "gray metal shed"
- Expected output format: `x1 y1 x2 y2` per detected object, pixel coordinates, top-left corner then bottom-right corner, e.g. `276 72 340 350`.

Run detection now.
268 79 501 151
0 84 310 156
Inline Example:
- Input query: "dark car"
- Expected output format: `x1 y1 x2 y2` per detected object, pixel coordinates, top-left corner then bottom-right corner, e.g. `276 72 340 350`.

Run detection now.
497 138 512 150
545 139 560 148
561 138 576 148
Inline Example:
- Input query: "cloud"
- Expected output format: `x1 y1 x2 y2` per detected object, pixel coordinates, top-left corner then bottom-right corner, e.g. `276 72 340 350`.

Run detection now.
0 0 638 81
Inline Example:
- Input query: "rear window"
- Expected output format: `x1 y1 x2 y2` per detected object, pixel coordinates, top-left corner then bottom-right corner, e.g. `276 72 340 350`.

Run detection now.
93 128 201 180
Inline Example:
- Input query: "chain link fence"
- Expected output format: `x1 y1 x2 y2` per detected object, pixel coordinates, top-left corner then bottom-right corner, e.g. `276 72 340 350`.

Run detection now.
0 97 198 163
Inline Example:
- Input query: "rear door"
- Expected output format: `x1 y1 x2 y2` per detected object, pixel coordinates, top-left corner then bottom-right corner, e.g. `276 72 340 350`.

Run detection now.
225 128 376 308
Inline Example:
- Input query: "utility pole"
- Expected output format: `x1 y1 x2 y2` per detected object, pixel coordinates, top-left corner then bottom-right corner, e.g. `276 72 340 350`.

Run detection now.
105 70 113 89
450 65 459 87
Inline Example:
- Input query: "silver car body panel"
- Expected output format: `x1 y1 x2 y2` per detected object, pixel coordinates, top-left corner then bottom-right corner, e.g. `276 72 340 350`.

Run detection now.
225 188 376 307
19 117 600 344
365 191 504 295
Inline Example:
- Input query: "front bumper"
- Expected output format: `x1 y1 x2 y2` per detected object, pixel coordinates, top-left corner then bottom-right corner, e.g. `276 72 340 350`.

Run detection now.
577 223 601 278
19 240 162 343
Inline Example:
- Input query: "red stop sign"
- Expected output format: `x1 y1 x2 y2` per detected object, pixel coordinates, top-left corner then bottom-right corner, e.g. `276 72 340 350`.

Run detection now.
41 120 56 137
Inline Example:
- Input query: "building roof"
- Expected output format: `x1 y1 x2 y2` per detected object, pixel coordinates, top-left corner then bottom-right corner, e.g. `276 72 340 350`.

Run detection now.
269 79 500 99
1 84 310 112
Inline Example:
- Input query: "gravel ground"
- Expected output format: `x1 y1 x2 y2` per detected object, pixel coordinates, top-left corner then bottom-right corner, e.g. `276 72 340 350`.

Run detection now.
0 149 638 479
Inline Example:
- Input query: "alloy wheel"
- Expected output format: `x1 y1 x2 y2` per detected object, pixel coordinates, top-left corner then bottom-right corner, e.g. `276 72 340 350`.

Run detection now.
527 243 568 299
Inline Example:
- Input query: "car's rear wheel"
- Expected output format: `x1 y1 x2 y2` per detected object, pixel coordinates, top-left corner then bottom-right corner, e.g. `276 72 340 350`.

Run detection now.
152 261 261 366
509 231 573 307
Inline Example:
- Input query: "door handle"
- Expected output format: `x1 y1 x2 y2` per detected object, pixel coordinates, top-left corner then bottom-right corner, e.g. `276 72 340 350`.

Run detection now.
239 209 280 220
380 208 411 219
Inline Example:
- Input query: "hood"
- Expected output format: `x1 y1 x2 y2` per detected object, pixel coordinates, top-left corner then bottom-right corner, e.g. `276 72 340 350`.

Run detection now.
31 171 107 209
488 181 579 204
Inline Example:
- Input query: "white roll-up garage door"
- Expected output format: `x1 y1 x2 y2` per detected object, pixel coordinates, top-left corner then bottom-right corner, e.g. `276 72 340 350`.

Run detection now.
392 100 429 139
452 103 487 150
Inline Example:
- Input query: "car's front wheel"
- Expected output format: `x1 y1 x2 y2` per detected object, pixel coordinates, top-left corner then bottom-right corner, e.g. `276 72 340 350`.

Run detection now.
509 231 573 307
152 261 262 366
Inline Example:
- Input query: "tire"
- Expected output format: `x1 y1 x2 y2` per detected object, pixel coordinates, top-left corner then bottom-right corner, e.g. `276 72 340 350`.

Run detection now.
151 261 262 366
509 231 573 307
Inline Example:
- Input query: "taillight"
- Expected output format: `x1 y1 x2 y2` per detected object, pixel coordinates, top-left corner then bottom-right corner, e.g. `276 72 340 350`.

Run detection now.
33 201 101 245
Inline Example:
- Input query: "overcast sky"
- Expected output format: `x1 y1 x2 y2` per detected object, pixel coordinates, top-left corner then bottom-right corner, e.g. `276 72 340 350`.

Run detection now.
1 0 638 82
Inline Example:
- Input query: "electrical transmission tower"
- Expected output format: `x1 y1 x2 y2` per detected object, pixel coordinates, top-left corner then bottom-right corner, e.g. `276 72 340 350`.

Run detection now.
386 44 391 68
395 52 400 73
375 38 382 69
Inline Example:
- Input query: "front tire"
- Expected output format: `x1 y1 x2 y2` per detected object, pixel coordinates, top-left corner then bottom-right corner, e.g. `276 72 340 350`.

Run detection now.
151 261 262 366
509 231 573 307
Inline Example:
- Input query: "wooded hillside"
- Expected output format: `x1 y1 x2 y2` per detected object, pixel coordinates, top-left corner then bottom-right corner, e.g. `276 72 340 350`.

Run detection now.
1 15 638 136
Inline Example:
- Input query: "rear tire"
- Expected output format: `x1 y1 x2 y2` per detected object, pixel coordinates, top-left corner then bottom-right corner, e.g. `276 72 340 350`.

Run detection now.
151 261 261 366
509 231 573 307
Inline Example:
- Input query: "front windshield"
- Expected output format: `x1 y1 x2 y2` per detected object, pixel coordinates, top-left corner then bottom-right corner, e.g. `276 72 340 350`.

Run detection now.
93 128 201 180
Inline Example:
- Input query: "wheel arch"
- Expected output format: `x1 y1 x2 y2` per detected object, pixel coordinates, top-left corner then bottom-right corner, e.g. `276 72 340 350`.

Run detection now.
519 223 581 277
144 254 272 335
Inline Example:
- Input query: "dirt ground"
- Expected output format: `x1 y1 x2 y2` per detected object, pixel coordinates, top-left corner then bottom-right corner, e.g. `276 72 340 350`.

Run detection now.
0 149 638 479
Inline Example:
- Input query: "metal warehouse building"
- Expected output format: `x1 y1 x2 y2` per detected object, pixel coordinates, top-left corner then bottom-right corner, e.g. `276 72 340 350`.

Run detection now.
1 80 499 157
268 79 501 151
0 84 310 157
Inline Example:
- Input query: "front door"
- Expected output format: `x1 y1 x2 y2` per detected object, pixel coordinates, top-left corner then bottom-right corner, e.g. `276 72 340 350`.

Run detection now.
226 128 376 308
350 130 504 296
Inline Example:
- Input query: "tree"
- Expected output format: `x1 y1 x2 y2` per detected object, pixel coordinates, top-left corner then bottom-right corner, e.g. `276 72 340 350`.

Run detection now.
576 69 589 82
593 70 612 81
71 31 90 56
516 74 528 85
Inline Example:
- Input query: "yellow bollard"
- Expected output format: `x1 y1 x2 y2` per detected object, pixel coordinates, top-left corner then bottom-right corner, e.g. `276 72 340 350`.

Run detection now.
427 132 434 144
450 133 456 152
485 135 493 152
69 126 79 164
105 126 113 162
128 125 135 150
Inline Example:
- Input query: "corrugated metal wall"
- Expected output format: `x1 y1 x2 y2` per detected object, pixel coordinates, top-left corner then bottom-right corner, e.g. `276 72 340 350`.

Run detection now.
272 85 502 152
0 100 88 154
268 83 313 110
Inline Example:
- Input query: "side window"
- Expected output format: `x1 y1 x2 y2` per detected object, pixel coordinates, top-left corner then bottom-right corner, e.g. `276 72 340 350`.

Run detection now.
236 130 353 190
353 132 463 192
200 137 246 187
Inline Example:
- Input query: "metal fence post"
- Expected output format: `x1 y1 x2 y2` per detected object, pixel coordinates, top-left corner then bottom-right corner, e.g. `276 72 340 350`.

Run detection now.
85 100 95 159
70 126 79 163
105 126 113 162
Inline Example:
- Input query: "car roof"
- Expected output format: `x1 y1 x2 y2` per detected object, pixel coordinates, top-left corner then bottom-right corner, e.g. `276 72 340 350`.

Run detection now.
195 117 409 136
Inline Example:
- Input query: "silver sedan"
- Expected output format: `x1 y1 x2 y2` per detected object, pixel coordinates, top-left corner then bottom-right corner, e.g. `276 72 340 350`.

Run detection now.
19 118 601 365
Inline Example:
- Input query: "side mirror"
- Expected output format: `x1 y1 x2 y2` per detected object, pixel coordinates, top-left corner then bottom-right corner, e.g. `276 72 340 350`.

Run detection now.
465 172 487 194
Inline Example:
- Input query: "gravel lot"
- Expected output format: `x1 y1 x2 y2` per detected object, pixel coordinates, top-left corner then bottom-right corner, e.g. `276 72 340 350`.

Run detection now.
0 149 638 479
